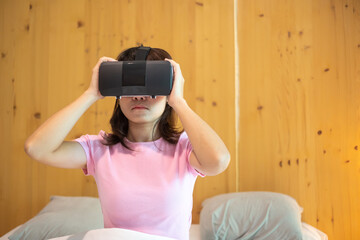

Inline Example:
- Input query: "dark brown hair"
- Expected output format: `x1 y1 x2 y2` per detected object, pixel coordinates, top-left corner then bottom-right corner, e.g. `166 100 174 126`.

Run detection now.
102 46 183 149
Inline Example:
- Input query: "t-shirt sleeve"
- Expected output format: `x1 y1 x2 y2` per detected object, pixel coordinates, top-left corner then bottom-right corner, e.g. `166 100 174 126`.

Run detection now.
181 132 206 177
74 134 96 176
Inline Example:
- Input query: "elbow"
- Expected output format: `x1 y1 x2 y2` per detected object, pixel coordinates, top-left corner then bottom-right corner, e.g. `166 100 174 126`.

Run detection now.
206 152 231 176
24 140 35 158
24 139 42 160
218 152 231 173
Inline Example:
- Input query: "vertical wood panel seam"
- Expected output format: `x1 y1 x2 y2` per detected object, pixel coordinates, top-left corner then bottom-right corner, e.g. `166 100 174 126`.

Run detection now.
234 0 239 192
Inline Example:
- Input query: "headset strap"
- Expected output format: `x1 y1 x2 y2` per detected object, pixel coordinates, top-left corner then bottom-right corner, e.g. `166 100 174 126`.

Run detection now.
135 45 151 60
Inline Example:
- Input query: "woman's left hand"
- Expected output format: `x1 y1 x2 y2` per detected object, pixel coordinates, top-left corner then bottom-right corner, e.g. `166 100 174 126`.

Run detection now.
165 58 185 108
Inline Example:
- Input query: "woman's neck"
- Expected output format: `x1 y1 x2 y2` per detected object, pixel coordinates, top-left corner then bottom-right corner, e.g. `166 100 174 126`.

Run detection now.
127 122 160 142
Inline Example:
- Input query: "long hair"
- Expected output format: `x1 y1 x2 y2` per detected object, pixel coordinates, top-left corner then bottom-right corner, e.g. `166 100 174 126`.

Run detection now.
102 46 183 149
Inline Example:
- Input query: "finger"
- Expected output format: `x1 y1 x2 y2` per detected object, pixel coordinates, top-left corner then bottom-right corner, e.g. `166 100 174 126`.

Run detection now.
165 59 181 75
98 57 117 64
94 57 117 71
101 56 117 61
165 58 179 69
164 59 177 78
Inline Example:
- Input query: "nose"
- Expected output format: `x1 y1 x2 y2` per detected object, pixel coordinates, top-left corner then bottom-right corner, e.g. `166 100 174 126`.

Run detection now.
132 96 147 101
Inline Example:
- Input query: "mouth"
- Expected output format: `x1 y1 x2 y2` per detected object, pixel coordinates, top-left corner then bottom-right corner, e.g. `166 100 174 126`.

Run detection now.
131 105 149 110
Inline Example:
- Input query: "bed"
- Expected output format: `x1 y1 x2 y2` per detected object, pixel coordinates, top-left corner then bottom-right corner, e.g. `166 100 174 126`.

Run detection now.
1 192 328 240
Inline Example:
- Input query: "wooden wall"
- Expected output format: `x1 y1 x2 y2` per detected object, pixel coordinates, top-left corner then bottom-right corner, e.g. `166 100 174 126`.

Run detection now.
0 0 359 239
237 0 360 239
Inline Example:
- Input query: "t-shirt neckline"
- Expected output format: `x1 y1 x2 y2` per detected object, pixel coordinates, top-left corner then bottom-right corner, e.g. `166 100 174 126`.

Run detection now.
124 137 163 145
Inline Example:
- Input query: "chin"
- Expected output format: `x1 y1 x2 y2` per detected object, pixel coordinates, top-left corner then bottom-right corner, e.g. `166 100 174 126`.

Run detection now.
128 116 155 124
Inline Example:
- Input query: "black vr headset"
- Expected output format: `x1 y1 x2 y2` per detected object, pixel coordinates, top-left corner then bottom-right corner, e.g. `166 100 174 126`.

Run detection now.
98 46 173 98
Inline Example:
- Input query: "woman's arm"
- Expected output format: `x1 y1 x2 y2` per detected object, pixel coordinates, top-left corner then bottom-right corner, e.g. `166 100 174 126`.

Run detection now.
166 59 230 176
24 56 117 168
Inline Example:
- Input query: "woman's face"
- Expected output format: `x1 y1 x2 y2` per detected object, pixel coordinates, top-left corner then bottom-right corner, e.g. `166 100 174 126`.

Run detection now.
119 96 167 125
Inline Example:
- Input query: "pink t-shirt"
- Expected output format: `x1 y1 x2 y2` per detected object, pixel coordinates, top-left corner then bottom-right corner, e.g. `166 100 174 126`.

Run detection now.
75 131 204 240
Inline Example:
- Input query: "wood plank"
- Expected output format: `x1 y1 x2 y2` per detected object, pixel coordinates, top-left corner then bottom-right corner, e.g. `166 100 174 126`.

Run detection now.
237 0 360 239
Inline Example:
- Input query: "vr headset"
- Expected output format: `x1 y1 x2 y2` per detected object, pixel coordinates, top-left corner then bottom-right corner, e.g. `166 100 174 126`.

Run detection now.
98 46 173 98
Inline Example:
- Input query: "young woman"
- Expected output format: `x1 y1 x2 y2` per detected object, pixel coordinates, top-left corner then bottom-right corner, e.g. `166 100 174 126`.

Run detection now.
24 46 230 240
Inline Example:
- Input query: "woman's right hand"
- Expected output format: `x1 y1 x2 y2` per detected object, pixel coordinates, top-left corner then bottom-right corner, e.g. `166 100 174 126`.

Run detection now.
87 56 118 100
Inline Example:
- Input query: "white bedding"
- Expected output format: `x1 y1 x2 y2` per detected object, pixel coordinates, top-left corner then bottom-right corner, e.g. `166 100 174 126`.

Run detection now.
0 225 21 240
1 223 327 240
50 228 176 240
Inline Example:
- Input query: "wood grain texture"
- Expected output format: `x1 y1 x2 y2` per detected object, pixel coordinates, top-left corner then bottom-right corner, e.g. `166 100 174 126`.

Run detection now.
237 0 360 239
0 0 236 235
2 0 359 239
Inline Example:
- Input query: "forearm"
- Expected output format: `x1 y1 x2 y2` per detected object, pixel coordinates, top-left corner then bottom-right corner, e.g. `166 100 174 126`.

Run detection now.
172 99 230 170
24 91 98 159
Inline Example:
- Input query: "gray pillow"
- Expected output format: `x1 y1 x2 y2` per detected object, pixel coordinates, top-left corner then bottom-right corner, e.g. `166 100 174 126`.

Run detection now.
9 196 103 240
200 192 304 240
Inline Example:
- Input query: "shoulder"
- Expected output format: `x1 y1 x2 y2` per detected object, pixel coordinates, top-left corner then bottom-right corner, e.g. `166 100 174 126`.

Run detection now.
178 131 189 141
75 130 107 147
176 131 189 144
175 131 192 152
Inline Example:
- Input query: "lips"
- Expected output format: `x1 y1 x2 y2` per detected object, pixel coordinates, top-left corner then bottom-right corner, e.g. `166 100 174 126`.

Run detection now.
131 105 148 110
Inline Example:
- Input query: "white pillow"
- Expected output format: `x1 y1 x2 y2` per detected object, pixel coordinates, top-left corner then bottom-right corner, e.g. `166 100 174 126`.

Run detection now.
200 192 304 240
9 196 103 240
